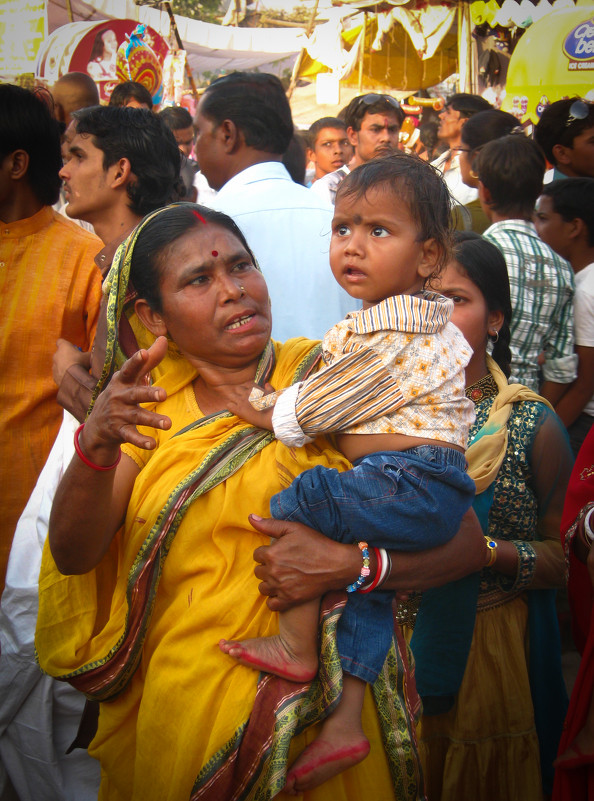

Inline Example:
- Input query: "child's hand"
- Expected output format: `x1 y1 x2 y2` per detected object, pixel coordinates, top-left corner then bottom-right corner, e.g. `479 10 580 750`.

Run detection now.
225 382 276 431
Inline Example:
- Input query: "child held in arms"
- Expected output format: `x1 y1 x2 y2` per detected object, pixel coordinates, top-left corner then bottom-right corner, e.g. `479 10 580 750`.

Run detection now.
220 153 476 794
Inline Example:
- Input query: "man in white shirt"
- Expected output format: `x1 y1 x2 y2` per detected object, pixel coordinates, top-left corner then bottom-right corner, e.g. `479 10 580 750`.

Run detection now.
193 71 355 342
431 93 492 207
310 92 404 206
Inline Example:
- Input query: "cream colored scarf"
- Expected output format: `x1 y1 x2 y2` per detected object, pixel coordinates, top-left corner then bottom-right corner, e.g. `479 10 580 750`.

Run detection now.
466 356 552 494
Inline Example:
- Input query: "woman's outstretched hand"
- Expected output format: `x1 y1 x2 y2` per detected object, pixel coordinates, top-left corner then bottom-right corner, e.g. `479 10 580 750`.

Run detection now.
81 336 172 462
250 515 360 611
49 338 173 575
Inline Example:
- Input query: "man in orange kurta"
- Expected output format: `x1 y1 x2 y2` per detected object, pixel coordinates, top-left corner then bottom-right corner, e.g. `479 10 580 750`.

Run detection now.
0 84 102 593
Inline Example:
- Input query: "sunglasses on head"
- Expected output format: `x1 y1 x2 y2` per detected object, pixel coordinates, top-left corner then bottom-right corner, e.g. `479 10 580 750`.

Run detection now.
565 99 593 128
356 93 402 112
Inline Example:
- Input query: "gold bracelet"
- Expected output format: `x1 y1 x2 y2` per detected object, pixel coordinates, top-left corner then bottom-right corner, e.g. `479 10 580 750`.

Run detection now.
484 536 498 568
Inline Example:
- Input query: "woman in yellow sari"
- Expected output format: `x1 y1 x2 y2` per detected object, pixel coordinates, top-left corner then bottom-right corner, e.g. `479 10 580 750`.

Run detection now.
35 204 485 801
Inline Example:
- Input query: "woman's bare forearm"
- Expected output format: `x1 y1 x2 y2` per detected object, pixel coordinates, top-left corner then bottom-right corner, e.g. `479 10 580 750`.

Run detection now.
381 508 487 591
49 339 172 575
250 508 487 611
49 451 137 575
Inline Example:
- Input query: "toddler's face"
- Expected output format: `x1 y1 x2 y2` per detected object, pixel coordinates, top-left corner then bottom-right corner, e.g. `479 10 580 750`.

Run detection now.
330 187 438 309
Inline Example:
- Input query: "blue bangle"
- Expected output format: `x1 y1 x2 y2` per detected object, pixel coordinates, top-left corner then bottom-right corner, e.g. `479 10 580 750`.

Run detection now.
346 541 371 593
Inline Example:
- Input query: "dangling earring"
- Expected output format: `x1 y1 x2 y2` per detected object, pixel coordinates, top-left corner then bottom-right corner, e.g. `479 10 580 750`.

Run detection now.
489 329 499 343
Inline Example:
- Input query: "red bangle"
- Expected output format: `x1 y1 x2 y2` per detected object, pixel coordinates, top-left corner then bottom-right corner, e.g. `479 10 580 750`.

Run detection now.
359 546 383 593
73 423 121 471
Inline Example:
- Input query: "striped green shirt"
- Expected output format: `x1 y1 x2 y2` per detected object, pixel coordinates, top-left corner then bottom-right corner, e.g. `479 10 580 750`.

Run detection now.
483 219 577 391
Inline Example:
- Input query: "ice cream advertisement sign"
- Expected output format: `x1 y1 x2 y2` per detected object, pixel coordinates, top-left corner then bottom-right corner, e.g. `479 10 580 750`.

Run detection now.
503 7 594 124
564 17 594 71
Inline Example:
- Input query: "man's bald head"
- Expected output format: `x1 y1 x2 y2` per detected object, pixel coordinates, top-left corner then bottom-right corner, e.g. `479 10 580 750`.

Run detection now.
51 72 99 126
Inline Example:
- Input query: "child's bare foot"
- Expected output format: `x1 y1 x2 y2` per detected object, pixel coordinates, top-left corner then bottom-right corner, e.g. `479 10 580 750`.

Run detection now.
282 672 369 793
283 733 370 795
218 635 318 682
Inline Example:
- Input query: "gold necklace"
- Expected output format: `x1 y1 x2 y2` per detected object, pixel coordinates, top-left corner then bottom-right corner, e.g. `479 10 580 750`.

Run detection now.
465 373 498 403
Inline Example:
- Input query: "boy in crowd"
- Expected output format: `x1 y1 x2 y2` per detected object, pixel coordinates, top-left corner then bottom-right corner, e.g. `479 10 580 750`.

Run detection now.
310 93 404 205
534 98 594 182
306 116 352 184
477 134 577 397
534 178 594 453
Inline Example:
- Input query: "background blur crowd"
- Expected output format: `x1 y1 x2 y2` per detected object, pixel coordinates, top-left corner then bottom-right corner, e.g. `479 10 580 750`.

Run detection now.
0 72 593 801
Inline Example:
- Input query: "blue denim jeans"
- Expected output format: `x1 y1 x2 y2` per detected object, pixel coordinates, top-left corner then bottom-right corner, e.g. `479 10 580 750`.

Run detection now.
270 446 475 683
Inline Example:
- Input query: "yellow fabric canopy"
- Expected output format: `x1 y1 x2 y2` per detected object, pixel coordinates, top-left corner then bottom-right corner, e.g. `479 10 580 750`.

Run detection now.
299 13 457 91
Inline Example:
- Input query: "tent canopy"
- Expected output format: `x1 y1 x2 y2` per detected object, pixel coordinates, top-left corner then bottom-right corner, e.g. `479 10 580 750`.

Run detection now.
301 17 457 90
46 0 304 80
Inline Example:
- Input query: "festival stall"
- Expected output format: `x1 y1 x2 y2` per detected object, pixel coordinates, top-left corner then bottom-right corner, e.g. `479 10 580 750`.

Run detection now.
43 0 305 86
1 0 591 123
36 19 169 103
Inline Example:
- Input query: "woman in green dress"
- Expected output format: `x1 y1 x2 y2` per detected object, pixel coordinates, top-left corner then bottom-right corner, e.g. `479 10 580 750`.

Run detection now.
416 231 574 800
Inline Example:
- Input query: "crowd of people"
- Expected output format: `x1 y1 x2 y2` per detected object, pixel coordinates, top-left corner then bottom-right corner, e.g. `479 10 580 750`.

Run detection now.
0 71 593 801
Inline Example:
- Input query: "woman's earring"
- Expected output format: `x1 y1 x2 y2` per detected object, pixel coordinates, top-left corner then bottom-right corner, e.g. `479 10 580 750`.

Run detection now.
489 329 499 343
470 169 479 180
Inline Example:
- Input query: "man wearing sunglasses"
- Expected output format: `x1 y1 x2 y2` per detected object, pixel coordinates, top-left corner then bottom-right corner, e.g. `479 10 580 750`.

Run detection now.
310 92 404 205
534 97 594 183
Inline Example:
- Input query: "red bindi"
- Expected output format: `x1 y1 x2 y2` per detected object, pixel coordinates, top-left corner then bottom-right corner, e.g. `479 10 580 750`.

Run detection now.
211 250 218 257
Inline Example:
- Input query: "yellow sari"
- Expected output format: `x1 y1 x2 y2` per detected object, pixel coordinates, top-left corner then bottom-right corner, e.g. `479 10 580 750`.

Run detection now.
37 342 423 801
36 204 424 800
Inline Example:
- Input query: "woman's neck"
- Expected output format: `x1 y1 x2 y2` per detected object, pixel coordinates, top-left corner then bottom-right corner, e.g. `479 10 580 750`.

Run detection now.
465 356 490 388
192 361 260 416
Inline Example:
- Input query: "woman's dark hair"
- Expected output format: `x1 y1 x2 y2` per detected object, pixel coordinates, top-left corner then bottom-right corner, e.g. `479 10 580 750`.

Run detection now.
336 152 453 274
89 28 112 62
476 134 545 219
461 109 519 154
200 72 293 155
451 231 513 377
0 83 62 206
130 204 258 312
